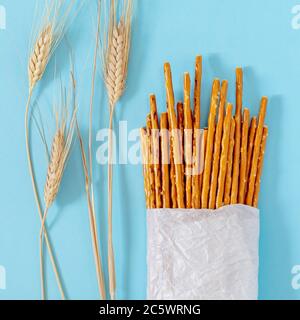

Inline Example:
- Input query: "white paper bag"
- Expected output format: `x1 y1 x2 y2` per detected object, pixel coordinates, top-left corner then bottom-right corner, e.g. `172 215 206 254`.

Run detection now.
147 204 259 300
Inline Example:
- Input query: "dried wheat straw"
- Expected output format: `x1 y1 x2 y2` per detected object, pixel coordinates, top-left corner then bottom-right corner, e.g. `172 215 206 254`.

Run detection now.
102 0 133 300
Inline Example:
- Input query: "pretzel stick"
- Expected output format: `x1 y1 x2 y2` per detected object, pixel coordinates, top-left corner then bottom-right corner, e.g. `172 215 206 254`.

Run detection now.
216 103 233 208
231 68 243 204
224 118 236 205
246 117 257 186
253 126 268 208
199 128 208 208
170 134 177 208
177 101 185 186
194 56 202 125
238 108 250 203
246 97 268 205
201 79 220 208
140 128 150 208
150 94 162 208
183 73 193 208
209 80 228 209
160 112 171 208
146 114 156 208
164 63 185 208
192 56 202 208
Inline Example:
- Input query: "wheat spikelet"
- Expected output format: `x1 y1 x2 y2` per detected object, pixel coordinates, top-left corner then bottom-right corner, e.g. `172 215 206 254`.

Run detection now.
44 129 65 208
28 25 53 90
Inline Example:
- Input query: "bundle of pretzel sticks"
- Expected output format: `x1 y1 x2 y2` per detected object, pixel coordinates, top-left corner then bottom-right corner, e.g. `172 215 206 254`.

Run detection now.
140 56 268 210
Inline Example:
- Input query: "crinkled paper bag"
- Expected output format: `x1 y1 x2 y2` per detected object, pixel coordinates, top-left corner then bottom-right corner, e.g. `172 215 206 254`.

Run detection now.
147 205 259 300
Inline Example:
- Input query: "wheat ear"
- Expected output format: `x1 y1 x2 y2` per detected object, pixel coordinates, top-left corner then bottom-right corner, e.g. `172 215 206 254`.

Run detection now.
103 0 133 300
28 25 53 91
44 130 65 207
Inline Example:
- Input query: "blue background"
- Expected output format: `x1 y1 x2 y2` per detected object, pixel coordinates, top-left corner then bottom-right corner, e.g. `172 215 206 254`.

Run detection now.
0 0 300 300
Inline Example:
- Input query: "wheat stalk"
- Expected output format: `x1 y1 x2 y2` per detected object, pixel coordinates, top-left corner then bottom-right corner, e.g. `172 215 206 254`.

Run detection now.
25 1 78 299
102 0 133 300
76 121 107 300
86 1 107 299
39 97 76 300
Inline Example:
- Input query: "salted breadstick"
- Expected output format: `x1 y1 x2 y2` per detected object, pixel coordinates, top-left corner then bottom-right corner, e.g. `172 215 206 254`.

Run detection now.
192 56 202 209
246 97 268 205
199 128 208 208
140 128 150 208
146 115 156 208
194 56 202 128
224 118 235 205
231 68 243 204
238 108 250 203
201 79 220 209
177 101 184 151
253 126 268 208
164 63 185 208
170 139 177 208
246 117 257 184
216 103 233 208
177 101 185 183
150 95 162 208
160 113 171 208
183 73 193 208
209 80 228 209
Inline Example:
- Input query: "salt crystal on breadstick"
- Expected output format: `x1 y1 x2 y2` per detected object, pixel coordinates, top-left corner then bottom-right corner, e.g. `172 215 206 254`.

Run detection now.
216 103 233 208
160 113 171 208
140 128 150 208
201 79 220 209
246 97 268 205
246 117 257 185
209 80 228 209
238 108 250 204
150 95 162 208
253 126 268 208
192 56 202 209
183 73 193 208
231 68 243 204
164 63 185 208
224 118 236 205
146 115 156 208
